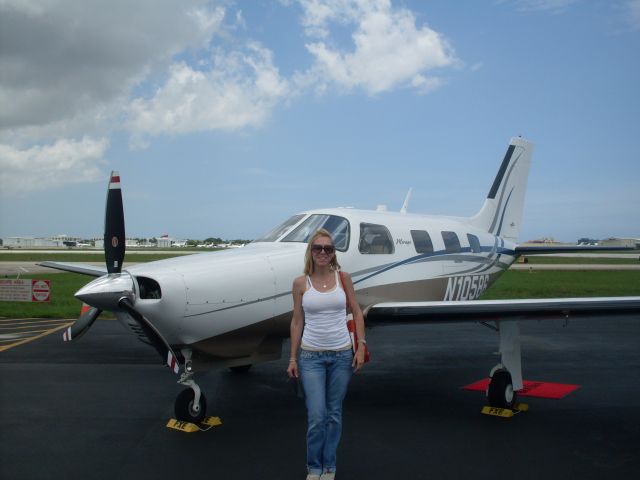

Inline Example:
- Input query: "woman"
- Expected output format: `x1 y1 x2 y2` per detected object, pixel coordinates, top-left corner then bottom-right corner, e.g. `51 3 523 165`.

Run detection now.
287 228 367 480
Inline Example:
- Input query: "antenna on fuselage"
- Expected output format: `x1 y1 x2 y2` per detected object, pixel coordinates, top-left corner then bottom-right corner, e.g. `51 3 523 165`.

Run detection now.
400 188 413 214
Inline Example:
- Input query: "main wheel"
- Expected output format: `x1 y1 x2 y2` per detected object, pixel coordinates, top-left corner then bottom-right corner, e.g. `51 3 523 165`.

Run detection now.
487 369 517 409
175 388 207 423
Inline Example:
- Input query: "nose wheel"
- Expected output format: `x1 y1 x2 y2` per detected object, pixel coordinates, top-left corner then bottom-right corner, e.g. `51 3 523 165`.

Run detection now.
175 387 207 424
175 370 207 423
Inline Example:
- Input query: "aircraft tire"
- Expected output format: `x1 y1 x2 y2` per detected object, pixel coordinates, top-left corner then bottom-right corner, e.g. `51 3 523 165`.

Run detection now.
487 369 517 409
175 388 207 423
229 364 252 373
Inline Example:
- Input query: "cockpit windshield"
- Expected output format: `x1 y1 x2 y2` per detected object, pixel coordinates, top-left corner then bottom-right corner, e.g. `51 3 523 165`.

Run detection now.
254 214 305 242
281 214 350 251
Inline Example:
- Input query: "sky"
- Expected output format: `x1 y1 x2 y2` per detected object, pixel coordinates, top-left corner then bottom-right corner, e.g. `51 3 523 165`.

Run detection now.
1 0 639 243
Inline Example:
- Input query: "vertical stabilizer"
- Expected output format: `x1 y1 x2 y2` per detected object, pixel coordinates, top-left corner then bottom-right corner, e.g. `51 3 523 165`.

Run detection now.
468 138 533 241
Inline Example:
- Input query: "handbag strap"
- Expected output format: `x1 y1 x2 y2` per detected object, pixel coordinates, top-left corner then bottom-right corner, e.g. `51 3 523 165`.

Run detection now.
339 271 354 313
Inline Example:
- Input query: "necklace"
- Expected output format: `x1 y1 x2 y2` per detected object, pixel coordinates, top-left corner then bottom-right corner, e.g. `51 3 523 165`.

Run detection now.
318 276 329 288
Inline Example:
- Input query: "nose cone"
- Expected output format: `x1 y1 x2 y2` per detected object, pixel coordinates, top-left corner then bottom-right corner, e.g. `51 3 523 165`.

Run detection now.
75 272 134 311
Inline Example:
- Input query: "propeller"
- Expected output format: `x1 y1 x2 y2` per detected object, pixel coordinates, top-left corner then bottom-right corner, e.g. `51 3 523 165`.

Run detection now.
104 172 125 274
118 297 180 374
64 171 181 375
64 170 125 342
62 303 102 342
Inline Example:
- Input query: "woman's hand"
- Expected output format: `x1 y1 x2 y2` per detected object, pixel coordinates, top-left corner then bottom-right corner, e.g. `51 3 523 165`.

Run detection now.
352 346 366 373
287 360 299 378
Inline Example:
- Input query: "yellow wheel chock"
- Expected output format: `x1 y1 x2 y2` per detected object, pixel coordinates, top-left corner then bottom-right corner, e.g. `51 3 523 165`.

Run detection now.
166 416 222 432
481 403 529 418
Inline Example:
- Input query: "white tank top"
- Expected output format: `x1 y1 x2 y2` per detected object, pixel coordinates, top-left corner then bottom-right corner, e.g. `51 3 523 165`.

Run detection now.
301 271 351 351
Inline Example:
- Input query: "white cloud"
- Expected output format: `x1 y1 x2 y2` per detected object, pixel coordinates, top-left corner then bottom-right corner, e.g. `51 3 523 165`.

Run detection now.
0 0 226 190
127 42 289 145
297 0 361 38
501 0 578 13
626 0 640 29
295 0 456 95
0 137 109 195
0 1 459 193
0 0 223 142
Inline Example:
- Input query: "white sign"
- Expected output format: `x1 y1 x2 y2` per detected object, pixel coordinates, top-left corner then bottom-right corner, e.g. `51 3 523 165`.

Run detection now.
0 279 51 302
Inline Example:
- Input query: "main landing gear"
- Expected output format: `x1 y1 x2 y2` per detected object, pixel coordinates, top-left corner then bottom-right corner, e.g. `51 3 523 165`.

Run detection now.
484 320 522 410
487 366 517 409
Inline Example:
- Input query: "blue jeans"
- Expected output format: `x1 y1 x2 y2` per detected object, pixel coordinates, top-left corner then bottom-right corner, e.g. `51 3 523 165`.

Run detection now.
299 349 353 475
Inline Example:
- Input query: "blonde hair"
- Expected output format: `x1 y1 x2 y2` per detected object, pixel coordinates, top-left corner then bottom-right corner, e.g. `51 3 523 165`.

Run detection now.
304 228 341 275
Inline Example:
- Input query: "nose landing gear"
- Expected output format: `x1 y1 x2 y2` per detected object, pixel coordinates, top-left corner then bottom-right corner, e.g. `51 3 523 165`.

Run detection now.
175 371 207 423
174 349 207 423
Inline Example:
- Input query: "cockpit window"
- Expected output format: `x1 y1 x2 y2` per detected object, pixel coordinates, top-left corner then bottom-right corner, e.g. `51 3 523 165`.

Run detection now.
254 214 305 242
281 214 350 251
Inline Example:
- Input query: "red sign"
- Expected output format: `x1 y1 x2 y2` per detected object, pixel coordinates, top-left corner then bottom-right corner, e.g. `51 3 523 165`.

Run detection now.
0 279 51 302
32 280 51 302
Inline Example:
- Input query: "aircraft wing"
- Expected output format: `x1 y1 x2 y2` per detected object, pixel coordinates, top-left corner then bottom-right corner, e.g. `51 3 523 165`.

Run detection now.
38 261 107 277
365 297 640 325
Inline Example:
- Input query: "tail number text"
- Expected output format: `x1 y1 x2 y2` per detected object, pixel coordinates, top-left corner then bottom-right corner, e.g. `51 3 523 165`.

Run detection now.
444 274 490 301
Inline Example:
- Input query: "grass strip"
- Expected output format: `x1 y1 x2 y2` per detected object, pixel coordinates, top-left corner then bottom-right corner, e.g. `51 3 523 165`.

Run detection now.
0 273 110 319
522 256 639 265
481 270 640 299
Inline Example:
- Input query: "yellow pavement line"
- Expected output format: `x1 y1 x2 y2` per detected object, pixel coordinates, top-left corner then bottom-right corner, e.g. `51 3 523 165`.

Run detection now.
0 338 26 343
0 318 46 322
0 322 72 330
0 321 73 352
1 328 55 336
0 320 71 327
0 318 70 324
0 317 116 322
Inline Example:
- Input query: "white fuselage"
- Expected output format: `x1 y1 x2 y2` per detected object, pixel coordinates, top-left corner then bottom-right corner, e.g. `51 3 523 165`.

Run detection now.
122 208 516 355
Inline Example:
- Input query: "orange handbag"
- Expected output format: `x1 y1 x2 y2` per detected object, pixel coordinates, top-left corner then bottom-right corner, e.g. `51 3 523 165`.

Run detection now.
339 271 370 363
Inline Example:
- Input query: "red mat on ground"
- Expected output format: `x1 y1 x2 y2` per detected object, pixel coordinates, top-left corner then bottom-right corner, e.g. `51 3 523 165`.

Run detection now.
463 378 580 399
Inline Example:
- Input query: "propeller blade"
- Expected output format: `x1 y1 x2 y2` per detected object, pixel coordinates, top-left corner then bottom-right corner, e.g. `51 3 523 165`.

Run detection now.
118 297 180 375
63 303 102 342
104 171 125 274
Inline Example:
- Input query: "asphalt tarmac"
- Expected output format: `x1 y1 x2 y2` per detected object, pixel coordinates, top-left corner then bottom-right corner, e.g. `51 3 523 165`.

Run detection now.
1 317 639 480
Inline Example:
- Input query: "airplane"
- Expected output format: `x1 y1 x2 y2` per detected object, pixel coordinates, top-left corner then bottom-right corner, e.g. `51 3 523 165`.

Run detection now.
41 137 640 423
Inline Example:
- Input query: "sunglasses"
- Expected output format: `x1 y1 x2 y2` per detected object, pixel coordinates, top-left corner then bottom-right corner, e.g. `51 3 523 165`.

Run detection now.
311 244 335 254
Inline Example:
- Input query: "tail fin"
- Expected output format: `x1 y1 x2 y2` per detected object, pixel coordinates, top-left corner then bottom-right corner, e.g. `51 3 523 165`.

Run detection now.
468 137 534 241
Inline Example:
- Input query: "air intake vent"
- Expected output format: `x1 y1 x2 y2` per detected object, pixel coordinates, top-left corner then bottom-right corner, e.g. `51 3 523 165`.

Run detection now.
136 276 162 299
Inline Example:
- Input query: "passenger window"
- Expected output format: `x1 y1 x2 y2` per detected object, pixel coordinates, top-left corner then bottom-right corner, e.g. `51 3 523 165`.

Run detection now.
359 223 394 254
467 234 481 253
410 230 434 254
442 231 461 253
281 214 350 251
